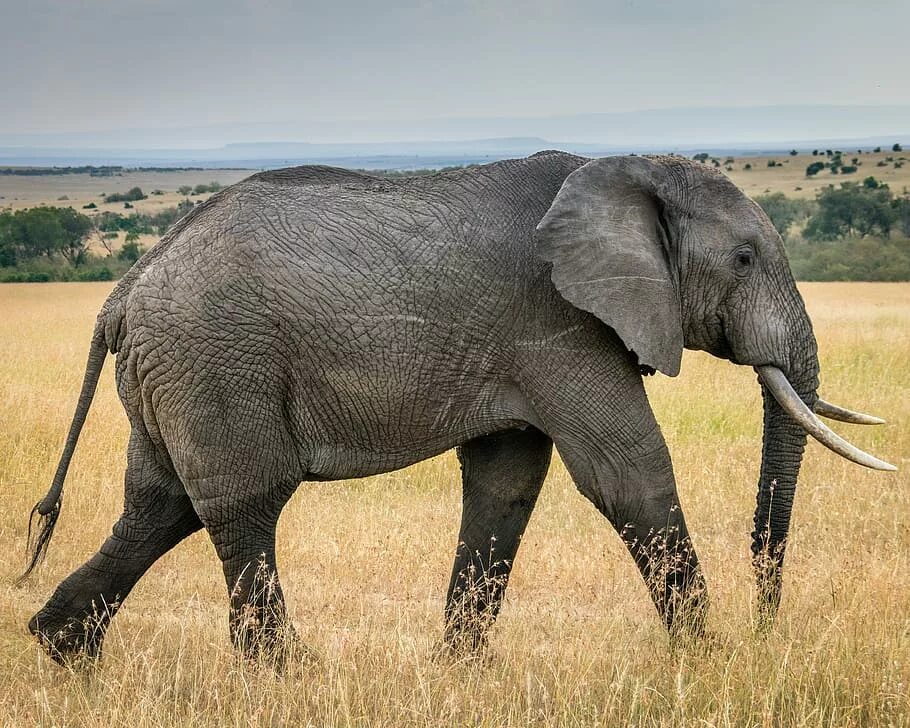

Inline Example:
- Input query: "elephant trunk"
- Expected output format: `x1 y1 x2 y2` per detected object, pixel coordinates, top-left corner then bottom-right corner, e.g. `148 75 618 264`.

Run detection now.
751 343 818 628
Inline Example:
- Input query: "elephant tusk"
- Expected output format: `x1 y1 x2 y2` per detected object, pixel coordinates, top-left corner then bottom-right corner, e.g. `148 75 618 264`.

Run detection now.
757 366 896 472
814 398 886 425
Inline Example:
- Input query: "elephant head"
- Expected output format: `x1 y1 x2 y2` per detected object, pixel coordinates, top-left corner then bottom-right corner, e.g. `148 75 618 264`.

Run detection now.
535 155 894 624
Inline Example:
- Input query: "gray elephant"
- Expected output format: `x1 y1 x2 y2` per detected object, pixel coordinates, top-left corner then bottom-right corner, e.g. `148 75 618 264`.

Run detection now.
22 153 893 664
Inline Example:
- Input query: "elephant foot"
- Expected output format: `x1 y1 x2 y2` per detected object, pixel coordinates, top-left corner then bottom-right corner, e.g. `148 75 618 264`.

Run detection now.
434 620 496 665
432 637 496 668
231 609 318 672
28 606 110 668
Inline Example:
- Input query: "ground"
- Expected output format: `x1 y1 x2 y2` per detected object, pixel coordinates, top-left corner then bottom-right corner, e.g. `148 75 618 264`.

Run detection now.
0 281 907 726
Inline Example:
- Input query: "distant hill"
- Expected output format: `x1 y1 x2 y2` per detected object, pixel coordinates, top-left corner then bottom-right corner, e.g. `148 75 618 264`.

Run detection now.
0 105 906 169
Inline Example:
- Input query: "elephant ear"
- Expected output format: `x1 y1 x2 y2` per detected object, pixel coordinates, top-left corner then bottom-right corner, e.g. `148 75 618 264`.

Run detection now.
535 156 685 376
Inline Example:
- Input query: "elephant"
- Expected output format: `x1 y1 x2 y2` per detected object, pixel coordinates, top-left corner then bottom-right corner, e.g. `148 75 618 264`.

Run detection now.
21 152 894 664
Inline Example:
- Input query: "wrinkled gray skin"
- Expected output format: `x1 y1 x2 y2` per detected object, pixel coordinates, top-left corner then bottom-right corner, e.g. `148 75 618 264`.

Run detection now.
27 152 817 663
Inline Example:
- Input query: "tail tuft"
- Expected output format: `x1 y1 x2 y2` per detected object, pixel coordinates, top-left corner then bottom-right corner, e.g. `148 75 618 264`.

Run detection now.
18 497 62 584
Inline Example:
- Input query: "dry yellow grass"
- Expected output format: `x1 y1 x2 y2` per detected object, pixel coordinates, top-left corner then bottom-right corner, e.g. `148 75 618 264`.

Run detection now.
723 151 910 200
0 169 251 213
0 282 908 727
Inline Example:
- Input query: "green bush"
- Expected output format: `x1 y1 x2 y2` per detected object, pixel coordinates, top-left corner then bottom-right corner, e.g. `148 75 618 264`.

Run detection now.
754 192 812 238
787 236 910 281
104 187 146 204
806 161 826 177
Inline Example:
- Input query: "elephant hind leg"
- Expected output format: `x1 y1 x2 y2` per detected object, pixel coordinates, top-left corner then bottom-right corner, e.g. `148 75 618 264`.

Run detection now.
444 427 552 655
29 428 202 665
189 478 300 663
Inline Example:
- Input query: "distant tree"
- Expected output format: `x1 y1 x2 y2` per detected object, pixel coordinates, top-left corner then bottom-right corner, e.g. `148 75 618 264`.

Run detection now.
790 149 798 156
178 185 193 196
804 182 896 240
894 197 910 236
767 160 778 167
118 238 145 263
812 149 819 156
82 202 97 209
805 161 826 177
0 211 15 266
893 143 903 152
55 206 93 265
825 149 833 156
743 163 752 170
754 192 802 237
874 146 882 153
0 206 92 265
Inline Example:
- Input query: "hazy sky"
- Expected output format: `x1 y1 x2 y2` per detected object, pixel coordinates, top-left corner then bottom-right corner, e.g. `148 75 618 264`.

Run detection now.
2 0 907 141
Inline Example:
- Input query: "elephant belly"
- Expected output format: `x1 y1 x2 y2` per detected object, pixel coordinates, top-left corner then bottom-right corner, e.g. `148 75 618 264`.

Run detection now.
286 354 533 480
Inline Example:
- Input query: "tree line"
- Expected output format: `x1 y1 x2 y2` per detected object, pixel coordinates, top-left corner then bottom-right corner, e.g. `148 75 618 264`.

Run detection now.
755 177 910 281
0 198 198 282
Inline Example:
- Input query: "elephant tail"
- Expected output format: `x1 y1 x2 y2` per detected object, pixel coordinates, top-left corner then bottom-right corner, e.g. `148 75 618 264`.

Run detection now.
19 321 110 582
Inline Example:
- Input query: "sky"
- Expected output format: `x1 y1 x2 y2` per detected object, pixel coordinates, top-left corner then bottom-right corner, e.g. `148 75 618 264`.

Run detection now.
1 0 908 145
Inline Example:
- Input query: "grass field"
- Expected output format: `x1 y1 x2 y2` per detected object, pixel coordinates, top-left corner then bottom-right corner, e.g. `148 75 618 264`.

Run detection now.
0 282 908 727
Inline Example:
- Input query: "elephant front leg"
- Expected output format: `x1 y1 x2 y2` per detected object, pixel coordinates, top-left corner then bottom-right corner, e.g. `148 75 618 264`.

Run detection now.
444 427 552 655
566 445 708 641
521 342 708 641
613 481 707 640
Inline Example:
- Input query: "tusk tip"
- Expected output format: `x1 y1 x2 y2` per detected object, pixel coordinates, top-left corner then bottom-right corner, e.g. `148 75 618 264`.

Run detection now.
814 398 886 426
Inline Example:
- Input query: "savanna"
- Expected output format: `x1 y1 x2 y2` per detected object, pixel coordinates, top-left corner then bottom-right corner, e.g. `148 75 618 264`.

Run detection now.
1 280 906 727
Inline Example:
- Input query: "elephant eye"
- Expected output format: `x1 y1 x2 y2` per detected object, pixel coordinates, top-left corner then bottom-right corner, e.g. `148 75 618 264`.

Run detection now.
733 246 755 276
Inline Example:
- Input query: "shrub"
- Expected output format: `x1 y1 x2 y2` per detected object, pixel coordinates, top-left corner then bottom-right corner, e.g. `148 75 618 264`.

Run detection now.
104 187 146 204
743 163 752 170
754 192 805 237
787 236 910 281
118 239 144 263
77 266 114 281
806 161 826 177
